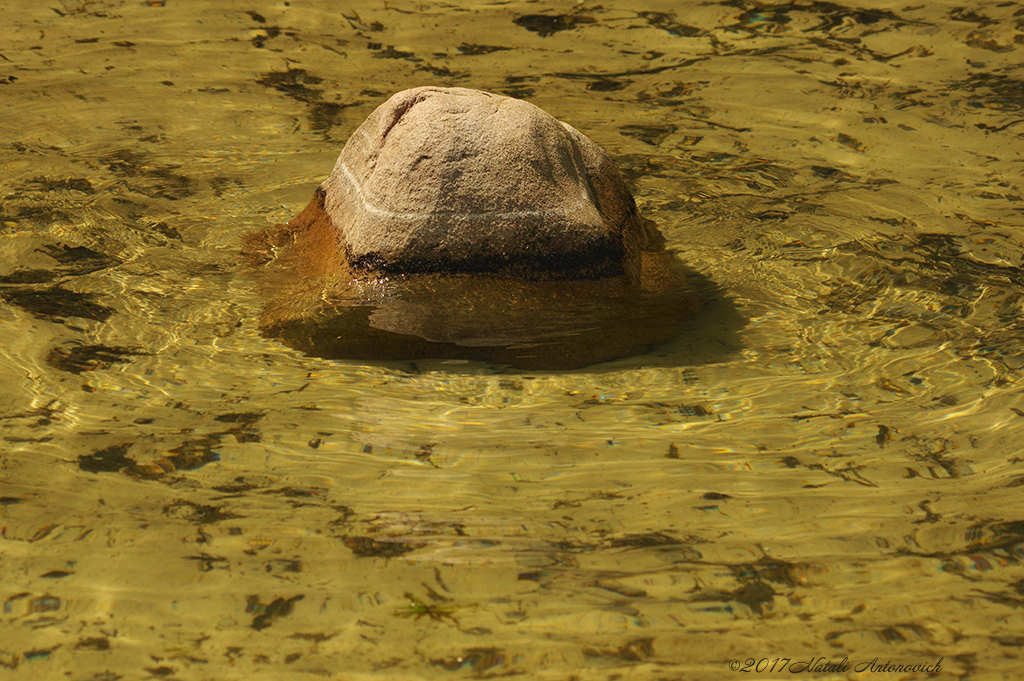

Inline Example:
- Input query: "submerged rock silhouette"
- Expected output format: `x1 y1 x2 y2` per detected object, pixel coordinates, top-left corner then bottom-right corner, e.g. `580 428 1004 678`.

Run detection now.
244 86 701 369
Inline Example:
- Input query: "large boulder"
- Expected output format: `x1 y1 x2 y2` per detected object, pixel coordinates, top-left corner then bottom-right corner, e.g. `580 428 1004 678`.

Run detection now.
263 86 660 281
244 87 699 369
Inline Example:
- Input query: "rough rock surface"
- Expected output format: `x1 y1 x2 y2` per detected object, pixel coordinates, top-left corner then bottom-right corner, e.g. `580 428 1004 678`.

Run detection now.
321 86 655 280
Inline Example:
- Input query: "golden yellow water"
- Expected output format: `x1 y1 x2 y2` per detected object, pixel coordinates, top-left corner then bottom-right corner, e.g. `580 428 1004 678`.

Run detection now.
1 1 1023 679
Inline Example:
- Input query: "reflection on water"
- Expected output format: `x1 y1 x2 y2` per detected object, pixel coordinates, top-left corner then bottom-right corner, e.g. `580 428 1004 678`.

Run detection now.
1 1 1023 679
250 246 734 369
259 277 709 370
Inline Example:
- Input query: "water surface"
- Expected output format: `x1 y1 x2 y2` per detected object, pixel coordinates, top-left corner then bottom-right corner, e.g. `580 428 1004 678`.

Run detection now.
1 1 1023 679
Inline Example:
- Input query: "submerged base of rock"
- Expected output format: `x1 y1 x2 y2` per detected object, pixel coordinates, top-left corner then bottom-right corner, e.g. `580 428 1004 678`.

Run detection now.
259 268 701 371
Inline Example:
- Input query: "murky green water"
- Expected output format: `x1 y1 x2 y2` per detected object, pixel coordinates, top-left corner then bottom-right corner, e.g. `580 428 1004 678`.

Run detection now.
2 1 1023 679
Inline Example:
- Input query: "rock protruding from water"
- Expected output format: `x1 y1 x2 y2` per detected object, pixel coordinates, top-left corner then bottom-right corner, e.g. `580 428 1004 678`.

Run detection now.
243 87 711 369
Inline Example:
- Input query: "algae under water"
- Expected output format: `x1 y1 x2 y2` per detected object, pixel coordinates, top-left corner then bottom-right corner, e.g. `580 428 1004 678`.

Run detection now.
1 1 1023 679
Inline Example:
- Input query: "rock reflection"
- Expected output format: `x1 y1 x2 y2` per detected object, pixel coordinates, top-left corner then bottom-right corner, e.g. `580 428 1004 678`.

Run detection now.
247 245 741 370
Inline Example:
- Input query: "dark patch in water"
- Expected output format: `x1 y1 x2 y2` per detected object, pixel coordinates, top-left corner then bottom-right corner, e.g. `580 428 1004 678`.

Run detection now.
23 176 95 193
185 553 229 572
74 637 110 650
608 532 686 548
619 124 677 146
513 13 596 37
46 343 147 374
214 412 264 424
134 438 221 477
256 68 363 135
583 638 654 661
212 478 263 494
148 221 182 240
0 270 56 284
949 8 996 26
256 68 323 100
342 10 385 33
0 287 115 322
954 73 1024 107
104 149 195 200
37 243 115 273
78 444 135 473
456 43 510 55
810 165 856 181
247 595 304 630
2 203 73 228
164 499 241 524
306 101 350 133
251 26 281 48
501 75 539 99
0 243 117 284
263 486 317 498
721 0 914 34
501 87 535 99
130 411 267 479
733 556 805 587
343 536 419 558
371 45 418 61
690 580 776 615
587 77 630 92
211 176 245 198
730 581 777 615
